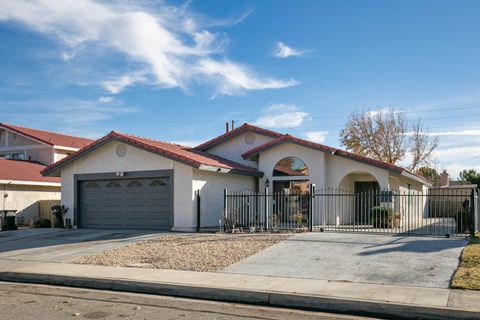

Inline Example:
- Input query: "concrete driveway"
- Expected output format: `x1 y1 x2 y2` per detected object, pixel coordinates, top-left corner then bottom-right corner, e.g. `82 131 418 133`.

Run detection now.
222 232 467 288
0 228 164 263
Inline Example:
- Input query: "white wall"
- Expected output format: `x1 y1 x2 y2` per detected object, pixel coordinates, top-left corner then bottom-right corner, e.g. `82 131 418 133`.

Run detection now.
53 150 73 163
59 141 195 231
0 183 60 225
325 154 390 190
206 132 275 167
193 169 256 228
258 142 326 191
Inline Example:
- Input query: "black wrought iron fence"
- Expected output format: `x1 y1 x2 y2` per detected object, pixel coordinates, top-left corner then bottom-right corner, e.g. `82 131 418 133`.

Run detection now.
224 187 478 237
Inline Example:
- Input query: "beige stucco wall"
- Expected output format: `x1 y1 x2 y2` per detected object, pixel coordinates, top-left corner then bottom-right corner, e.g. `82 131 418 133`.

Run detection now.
0 183 60 225
325 154 390 190
192 169 256 228
206 132 275 168
59 141 195 231
258 142 326 191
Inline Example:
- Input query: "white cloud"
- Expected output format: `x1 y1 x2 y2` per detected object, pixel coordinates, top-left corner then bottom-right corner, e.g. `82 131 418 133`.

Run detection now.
430 130 480 137
171 140 204 147
254 104 309 128
0 98 137 133
273 42 304 58
305 131 328 143
366 108 404 117
0 0 296 96
102 74 147 94
61 51 75 61
97 96 114 103
195 59 298 96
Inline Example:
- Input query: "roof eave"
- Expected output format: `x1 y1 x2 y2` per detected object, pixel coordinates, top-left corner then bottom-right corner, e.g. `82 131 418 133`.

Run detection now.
243 138 410 176
400 171 433 187
196 125 282 151
198 164 263 177
0 179 61 187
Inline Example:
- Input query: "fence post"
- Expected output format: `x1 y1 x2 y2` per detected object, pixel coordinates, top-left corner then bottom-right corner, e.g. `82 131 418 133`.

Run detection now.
473 188 479 235
223 189 227 232
264 187 269 231
196 190 201 232
309 184 315 231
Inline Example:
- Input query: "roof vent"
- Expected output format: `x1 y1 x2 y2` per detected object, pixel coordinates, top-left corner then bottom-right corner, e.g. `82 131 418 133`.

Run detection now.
115 143 127 157
244 133 255 145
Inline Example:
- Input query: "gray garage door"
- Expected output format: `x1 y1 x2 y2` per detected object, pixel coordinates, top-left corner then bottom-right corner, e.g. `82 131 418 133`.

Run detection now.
78 177 171 230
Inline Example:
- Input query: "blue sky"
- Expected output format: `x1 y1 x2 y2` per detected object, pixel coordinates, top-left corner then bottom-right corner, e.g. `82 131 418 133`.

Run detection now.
1 0 480 176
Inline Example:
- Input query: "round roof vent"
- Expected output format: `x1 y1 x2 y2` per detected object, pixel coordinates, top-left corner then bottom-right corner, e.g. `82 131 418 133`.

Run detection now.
244 133 255 145
115 143 127 157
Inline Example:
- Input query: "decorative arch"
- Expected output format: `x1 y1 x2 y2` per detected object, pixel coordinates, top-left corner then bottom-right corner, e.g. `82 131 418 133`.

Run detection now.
337 170 384 192
272 157 309 193
273 157 309 177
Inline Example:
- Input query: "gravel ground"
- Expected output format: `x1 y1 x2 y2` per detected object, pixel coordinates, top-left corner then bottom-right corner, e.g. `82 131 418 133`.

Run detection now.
71 233 291 272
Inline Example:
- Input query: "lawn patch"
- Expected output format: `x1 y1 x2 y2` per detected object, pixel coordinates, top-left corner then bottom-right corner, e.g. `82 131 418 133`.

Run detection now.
451 233 480 290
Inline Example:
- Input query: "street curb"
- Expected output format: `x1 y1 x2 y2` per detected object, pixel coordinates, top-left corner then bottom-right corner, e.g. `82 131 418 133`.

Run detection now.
0 271 478 320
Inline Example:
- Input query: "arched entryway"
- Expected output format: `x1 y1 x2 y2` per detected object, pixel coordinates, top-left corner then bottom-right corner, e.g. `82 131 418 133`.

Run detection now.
272 157 309 193
337 171 381 225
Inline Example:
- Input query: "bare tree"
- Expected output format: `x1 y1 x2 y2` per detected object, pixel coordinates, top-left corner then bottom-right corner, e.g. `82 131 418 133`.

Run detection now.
340 109 439 172
408 120 439 172
340 110 407 164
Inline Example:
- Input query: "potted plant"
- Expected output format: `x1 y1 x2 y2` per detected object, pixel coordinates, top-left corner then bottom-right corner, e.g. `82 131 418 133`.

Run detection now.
51 205 69 228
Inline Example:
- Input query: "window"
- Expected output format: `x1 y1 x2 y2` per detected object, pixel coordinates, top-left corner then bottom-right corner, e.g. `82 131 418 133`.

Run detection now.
273 157 309 177
105 181 121 188
11 153 25 160
149 180 167 187
84 182 100 189
0 153 25 160
126 180 143 188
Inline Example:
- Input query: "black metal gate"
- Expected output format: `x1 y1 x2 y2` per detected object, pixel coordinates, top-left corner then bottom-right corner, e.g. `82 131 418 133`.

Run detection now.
224 187 478 237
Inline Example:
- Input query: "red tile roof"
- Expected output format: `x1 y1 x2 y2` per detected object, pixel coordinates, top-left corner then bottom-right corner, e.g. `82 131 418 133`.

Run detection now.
0 123 93 149
242 134 406 174
195 123 283 151
0 158 60 184
42 131 262 177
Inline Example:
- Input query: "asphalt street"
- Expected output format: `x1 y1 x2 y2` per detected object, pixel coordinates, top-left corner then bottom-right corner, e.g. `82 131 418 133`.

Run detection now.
0 282 379 320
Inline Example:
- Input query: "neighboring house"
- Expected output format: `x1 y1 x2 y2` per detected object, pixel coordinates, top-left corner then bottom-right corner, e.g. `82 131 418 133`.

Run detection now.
0 123 93 225
429 171 476 216
0 123 93 164
42 123 431 231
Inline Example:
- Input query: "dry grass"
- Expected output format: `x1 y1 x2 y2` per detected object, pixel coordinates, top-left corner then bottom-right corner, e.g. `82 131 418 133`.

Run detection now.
71 233 291 272
451 233 480 290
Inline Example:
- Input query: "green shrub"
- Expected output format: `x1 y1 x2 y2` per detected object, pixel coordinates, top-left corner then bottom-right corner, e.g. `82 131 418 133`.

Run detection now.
371 206 394 228
455 211 473 234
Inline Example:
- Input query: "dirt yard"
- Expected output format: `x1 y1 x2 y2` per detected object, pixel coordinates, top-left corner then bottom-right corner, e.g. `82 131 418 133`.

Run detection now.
71 233 291 272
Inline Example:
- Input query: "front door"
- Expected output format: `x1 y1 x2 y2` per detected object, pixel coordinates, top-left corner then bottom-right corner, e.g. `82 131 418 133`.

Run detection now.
354 181 380 224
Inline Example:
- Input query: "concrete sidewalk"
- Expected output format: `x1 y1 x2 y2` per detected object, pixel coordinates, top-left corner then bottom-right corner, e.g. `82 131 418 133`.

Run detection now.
0 260 478 320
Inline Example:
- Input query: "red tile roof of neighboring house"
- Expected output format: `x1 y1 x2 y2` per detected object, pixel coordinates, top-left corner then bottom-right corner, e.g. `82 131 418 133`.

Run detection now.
0 123 94 149
242 134 408 174
42 131 262 177
195 123 283 151
0 158 60 184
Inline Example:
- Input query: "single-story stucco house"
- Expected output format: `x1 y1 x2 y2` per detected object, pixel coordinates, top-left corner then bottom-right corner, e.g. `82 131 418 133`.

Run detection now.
42 123 431 231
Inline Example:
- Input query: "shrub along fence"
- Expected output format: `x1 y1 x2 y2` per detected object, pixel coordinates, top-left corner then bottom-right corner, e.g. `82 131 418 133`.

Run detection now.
224 187 478 237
